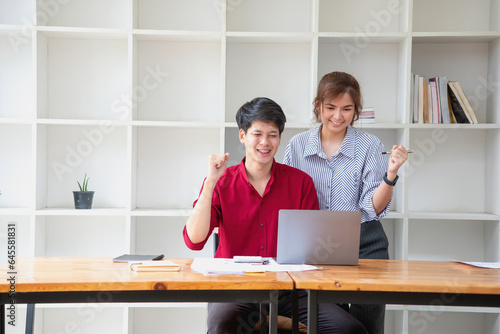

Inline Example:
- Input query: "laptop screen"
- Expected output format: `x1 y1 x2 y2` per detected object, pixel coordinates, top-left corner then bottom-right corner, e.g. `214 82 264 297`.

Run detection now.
276 210 361 265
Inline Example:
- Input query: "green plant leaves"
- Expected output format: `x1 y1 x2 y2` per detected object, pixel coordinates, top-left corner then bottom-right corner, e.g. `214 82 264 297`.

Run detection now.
78 173 89 192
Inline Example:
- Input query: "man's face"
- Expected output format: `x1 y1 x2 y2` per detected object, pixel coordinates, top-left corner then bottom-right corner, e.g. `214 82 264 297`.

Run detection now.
239 120 281 168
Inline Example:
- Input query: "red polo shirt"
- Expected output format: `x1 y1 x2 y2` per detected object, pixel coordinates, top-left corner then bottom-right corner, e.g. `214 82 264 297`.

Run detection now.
183 158 319 258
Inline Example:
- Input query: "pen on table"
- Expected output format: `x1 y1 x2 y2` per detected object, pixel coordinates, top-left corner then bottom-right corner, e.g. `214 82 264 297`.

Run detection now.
378 149 414 155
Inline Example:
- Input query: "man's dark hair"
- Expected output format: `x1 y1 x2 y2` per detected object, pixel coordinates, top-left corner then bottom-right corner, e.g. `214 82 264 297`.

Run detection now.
235 97 286 134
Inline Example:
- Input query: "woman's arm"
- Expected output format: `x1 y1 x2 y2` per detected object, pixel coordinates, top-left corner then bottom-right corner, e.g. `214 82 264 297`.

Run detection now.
372 145 408 215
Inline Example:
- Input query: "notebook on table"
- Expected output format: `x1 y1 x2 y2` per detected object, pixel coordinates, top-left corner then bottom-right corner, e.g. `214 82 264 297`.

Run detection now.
276 210 361 265
113 254 164 263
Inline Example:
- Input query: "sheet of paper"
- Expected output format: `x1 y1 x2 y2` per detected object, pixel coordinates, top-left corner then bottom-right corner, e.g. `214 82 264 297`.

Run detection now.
457 261 500 269
191 258 318 274
191 258 262 274
260 258 319 272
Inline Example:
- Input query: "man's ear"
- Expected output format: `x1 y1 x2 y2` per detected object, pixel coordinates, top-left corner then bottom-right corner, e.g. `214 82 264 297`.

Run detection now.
239 129 245 144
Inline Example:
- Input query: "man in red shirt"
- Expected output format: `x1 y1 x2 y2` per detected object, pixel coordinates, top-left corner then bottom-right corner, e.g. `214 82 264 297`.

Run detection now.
183 97 366 334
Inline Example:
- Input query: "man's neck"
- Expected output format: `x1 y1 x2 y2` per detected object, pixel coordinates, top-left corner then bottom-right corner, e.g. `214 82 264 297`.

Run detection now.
244 158 273 197
244 158 273 182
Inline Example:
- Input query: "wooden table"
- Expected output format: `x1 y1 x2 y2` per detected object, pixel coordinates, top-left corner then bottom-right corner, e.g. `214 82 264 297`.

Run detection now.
0 257 294 334
288 259 500 334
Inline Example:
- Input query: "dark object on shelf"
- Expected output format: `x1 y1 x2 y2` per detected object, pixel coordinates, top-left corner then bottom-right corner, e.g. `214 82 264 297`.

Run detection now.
73 191 95 209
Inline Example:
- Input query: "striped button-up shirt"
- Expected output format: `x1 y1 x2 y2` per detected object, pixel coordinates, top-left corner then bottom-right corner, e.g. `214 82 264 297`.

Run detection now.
283 124 391 223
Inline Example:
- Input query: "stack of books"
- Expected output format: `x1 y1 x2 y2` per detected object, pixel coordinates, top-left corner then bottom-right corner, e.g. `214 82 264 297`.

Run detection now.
411 74 478 124
130 260 181 272
356 107 375 124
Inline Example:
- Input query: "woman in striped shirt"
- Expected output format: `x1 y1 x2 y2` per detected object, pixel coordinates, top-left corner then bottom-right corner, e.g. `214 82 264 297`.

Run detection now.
284 71 409 334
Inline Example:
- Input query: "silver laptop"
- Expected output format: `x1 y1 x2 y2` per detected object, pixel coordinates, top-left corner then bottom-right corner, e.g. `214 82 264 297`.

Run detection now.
276 210 361 265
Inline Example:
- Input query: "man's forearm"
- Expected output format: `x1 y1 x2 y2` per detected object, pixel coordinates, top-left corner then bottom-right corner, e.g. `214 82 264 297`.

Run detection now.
185 179 217 244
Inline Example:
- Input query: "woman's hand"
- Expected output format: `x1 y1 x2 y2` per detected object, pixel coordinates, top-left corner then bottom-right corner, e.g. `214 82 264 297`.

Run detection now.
387 145 408 179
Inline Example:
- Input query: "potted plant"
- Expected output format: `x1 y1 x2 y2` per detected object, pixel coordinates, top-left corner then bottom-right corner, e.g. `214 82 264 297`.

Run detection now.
73 173 94 209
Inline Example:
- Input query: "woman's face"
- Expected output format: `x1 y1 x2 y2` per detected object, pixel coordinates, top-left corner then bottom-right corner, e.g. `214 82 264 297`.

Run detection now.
318 93 355 135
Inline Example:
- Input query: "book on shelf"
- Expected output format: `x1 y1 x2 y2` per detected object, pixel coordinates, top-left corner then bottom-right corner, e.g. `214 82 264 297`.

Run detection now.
448 96 456 123
418 76 424 124
411 73 419 123
447 82 469 123
356 107 375 124
449 81 478 124
413 75 477 124
429 77 452 124
429 80 440 123
423 81 429 123
130 260 181 272
427 82 433 123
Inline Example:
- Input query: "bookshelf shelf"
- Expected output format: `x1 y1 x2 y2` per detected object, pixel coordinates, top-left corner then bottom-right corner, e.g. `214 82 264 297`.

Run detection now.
130 209 192 217
408 219 498 262
35 208 129 216
36 119 131 126
1 0 499 333
408 211 500 221
225 32 314 43
0 1 34 26
411 32 500 43
407 123 500 129
412 0 497 33
318 33 408 44
36 0 129 29
135 0 222 31
225 0 312 33
0 208 32 215
35 26 129 39
34 215 128 257
132 30 222 42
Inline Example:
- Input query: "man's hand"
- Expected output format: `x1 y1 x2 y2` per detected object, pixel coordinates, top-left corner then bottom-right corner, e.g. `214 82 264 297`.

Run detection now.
207 153 230 183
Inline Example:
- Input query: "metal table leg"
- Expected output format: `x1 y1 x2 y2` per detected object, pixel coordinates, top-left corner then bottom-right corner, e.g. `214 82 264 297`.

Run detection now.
307 290 318 334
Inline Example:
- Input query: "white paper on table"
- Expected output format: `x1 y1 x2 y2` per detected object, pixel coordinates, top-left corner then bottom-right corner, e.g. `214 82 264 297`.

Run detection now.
261 258 319 272
191 258 318 274
191 258 263 274
457 261 500 269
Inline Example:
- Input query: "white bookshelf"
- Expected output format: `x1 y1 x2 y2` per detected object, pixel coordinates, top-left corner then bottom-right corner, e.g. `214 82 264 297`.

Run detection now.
0 0 499 333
